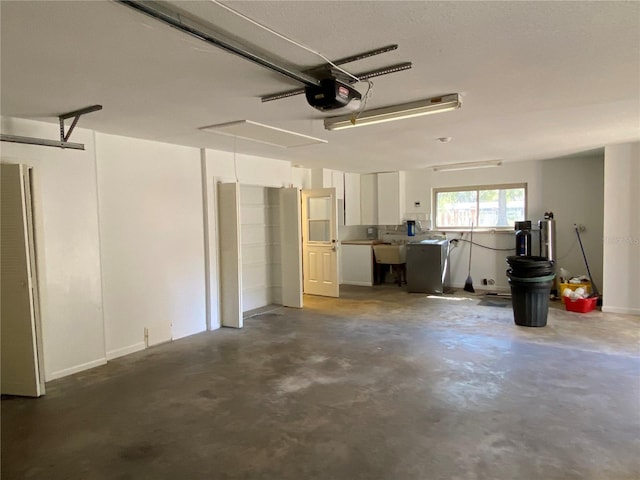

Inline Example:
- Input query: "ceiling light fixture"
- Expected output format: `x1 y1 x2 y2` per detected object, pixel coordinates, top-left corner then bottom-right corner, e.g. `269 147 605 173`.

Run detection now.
200 120 327 148
432 160 502 172
324 93 461 131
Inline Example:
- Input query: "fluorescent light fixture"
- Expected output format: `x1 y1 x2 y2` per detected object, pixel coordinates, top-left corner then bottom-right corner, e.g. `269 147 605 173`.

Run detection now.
324 93 461 131
200 120 327 148
432 160 503 172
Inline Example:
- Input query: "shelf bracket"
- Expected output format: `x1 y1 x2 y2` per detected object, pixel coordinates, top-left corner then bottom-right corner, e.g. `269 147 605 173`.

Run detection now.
1 104 102 150
59 105 103 143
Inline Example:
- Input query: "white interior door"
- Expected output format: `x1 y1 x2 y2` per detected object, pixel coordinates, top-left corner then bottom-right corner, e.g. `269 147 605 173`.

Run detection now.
217 182 243 328
1 163 44 397
302 188 339 297
280 188 303 307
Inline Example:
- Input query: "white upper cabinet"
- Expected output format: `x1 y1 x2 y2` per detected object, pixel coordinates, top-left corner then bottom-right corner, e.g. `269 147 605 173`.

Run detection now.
331 170 344 200
377 171 406 225
318 170 405 226
311 168 344 199
344 172 361 225
360 173 378 225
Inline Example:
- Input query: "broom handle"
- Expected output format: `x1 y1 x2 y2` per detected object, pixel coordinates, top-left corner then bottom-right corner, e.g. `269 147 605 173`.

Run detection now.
574 224 600 297
468 222 474 273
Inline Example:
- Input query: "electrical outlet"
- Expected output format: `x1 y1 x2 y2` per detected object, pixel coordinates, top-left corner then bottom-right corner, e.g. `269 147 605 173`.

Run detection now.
482 278 488 285
414 201 421 208
488 279 495 285
578 224 586 232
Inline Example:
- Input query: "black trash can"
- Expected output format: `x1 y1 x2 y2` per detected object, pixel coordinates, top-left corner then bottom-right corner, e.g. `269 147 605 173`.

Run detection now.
506 256 555 277
507 273 556 327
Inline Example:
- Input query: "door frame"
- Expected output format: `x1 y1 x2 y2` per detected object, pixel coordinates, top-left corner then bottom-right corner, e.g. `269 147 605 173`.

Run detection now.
301 187 340 298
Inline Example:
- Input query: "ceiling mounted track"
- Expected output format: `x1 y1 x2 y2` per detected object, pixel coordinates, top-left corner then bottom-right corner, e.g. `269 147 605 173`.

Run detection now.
261 62 413 103
0 105 103 150
117 2 412 107
117 0 321 88
261 44 412 102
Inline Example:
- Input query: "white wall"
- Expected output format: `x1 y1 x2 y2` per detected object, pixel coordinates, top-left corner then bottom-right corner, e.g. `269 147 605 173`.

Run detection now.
404 154 604 290
539 156 604 290
0 118 306 379
204 149 301 187
603 142 640 314
405 160 539 290
95 134 206 357
0 117 106 380
0 112 631 385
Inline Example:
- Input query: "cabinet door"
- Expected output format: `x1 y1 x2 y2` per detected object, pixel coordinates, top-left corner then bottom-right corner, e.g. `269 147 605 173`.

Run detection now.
341 245 373 286
377 172 406 225
360 174 378 225
344 172 361 225
311 168 344 200
332 170 344 200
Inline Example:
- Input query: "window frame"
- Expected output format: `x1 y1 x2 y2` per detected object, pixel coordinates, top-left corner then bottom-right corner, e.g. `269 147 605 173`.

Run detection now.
432 182 528 231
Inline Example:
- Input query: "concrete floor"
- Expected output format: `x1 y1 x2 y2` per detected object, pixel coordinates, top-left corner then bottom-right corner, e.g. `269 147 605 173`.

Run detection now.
2 286 639 480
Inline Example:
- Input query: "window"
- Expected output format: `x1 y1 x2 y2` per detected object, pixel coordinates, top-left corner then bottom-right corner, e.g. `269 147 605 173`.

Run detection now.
434 183 526 229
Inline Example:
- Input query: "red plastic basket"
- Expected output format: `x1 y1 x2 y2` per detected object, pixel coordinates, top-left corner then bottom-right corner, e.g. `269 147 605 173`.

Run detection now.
564 296 597 313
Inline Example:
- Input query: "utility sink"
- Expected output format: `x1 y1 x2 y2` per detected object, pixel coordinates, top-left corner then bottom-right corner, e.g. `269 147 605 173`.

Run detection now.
373 244 406 264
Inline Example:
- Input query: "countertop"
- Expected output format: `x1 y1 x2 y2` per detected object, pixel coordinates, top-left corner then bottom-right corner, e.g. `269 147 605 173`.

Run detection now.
341 239 386 245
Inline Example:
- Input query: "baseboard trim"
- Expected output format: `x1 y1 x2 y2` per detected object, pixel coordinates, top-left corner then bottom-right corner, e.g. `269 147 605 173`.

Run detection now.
602 305 640 315
47 358 107 381
172 327 206 341
341 281 374 287
106 342 146 361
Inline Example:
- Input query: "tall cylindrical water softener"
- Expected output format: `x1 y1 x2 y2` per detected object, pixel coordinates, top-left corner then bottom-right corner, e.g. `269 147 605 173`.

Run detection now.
515 221 532 256
538 212 556 261
538 212 557 295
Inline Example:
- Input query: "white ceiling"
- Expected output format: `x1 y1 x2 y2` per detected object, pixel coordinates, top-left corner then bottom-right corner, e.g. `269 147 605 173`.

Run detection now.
1 1 638 172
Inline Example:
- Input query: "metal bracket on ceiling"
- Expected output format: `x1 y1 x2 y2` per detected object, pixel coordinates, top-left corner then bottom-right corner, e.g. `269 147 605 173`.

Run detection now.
1 105 103 150
58 105 103 143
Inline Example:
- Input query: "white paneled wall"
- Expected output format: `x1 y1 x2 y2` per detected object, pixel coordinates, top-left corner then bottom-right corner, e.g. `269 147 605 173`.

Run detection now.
95 133 206 357
240 186 282 312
